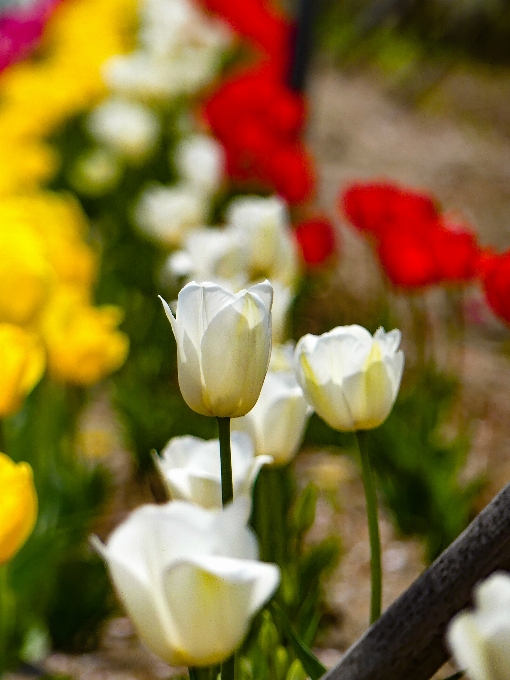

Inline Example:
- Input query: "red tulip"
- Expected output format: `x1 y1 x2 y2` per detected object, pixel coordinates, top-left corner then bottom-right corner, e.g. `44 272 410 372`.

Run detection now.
479 249 510 324
295 217 337 266
341 182 438 237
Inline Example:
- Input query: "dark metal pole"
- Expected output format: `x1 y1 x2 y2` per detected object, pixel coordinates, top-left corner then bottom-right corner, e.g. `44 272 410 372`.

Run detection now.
288 0 315 92
322 481 510 680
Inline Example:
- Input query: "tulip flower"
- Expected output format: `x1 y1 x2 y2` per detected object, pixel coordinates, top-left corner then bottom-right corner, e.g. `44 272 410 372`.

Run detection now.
175 134 225 195
0 452 37 564
295 324 404 624
226 196 299 286
294 325 404 432
0 323 45 417
160 280 273 418
134 183 207 249
92 498 280 667
87 97 160 160
447 572 510 680
155 432 272 508
233 369 311 466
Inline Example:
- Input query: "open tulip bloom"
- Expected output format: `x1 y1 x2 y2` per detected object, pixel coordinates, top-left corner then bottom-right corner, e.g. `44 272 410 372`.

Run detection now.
92 498 280 668
160 280 273 418
294 325 404 432
155 432 272 509
448 572 510 680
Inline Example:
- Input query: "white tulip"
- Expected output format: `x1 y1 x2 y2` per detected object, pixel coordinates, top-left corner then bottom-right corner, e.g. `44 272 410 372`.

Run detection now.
226 196 299 286
155 431 272 508
103 52 177 101
160 280 273 418
92 498 280 667
271 281 294 344
175 134 224 194
134 184 207 248
87 98 160 160
165 227 247 286
233 369 311 466
448 572 510 680
294 325 404 431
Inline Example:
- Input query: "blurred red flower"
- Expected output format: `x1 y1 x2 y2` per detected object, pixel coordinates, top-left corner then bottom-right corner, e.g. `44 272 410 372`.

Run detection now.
341 182 438 237
203 67 314 204
341 181 480 289
295 216 337 266
479 249 510 324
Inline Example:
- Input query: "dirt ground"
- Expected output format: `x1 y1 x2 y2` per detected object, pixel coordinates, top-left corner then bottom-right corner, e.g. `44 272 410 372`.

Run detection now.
11 63 510 680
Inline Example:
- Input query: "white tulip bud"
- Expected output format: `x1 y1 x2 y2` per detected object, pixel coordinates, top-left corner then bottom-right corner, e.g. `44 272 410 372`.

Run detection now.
294 325 404 432
92 498 280 667
155 432 271 508
160 280 273 418
448 572 510 680
175 134 225 194
226 196 299 286
134 184 207 248
87 98 160 160
233 369 311 466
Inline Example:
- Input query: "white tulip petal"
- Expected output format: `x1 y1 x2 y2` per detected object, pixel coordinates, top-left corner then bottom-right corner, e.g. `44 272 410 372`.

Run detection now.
200 300 270 417
375 327 401 353
107 556 182 665
248 280 274 316
448 612 492 680
476 573 510 613
163 555 279 666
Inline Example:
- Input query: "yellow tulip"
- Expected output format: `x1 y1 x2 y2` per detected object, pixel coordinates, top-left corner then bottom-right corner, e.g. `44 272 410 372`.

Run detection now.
41 288 129 385
0 453 37 565
0 222 50 326
0 324 45 417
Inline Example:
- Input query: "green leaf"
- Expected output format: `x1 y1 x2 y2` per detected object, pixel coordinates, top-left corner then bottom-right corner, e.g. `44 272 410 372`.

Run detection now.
270 602 326 680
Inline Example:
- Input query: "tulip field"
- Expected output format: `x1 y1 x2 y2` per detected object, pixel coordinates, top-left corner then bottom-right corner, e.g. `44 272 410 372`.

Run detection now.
2 1 510 679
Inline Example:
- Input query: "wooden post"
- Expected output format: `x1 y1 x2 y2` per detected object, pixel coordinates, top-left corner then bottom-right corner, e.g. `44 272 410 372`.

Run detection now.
288 0 315 92
322 481 510 680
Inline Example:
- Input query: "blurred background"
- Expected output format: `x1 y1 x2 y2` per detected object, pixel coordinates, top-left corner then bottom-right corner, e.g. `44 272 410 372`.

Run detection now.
1 0 510 678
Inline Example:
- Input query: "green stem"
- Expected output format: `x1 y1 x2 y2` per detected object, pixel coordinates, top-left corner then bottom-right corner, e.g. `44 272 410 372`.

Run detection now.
221 655 235 680
217 417 233 506
217 417 235 680
0 419 5 453
356 430 382 624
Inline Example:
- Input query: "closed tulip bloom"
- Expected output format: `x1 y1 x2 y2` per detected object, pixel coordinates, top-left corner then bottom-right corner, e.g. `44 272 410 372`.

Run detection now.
93 499 280 667
155 432 271 508
0 323 45 417
233 369 311 465
0 452 37 564
160 280 273 418
294 325 404 431
447 572 510 680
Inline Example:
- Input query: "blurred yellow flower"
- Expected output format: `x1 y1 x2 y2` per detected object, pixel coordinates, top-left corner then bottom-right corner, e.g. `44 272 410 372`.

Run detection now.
0 324 45 417
0 453 37 565
0 225 50 325
18 193 97 290
41 288 129 385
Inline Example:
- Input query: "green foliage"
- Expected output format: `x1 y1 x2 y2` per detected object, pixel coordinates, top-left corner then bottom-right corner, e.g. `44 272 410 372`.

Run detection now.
251 466 341 644
1 378 114 670
305 366 482 562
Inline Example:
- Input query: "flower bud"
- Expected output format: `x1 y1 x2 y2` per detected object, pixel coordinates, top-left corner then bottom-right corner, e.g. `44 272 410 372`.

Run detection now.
294 325 404 431
0 453 37 564
448 572 510 680
155 432 271 508
160 280 273 418
93 498 280 667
